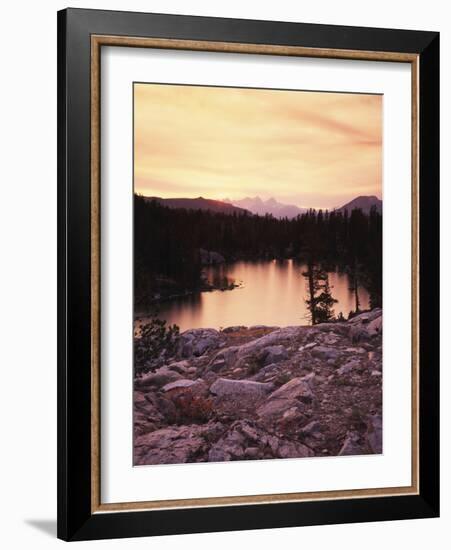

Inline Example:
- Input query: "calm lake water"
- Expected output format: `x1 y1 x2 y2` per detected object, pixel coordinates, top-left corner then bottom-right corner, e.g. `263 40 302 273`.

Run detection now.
139 259 369 332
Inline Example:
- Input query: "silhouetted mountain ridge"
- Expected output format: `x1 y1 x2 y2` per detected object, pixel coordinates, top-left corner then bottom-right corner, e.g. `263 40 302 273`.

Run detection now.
141 194 382 217
336 195 382 215
223 196 308 219
144 196 249 215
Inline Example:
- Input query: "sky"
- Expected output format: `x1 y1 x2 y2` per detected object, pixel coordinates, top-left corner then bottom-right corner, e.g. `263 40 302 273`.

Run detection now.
134 83 382 210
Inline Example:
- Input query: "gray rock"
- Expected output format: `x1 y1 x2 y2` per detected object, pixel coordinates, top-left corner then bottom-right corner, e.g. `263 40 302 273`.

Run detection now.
347 309 382 325
180 328 222 357
135 366 182 389
344 347 367 354
311 346 340 360
338 431 366 456
207 420 312 462
222 325 247 333
236 326 301 360
207 422 248 461
211 346 239 367
367 315 382 337
257 398 304 423
349 325 370 343
337 361 358 376
133 392 177 434
281 406 303 422
193 337 217 356
153 395 178 423
344 358 362 368
268 378 314 402
277 439 313 459
366 415 382 453
299 372 316 390
181 341 193 358
244 447 260 458
251 363 280 381
324 334 340 345
210 378 273 399
134 391 148 406
262 345 288 365
163 379 209 400
257 378 314 425
300 420 321 435
162 379 197 392
304 342 317 350
208 357 226 372
237 421 260 441
348 310 382 342
167 360 191 374
134 423 222 465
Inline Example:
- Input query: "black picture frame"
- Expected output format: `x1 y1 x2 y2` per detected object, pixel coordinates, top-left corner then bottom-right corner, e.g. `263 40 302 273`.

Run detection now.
57 7 439 541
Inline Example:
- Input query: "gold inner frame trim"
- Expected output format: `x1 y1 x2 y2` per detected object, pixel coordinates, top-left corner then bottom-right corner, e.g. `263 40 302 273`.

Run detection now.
90 34 420 514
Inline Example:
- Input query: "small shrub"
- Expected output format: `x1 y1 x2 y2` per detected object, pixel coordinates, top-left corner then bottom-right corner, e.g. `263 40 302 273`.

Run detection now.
172 391 213 424
134 318 180 376
246 357 263 375
246 351 269 375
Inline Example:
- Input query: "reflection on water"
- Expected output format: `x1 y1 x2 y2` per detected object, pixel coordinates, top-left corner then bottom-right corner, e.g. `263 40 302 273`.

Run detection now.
137 259 369 332
205 266 240 290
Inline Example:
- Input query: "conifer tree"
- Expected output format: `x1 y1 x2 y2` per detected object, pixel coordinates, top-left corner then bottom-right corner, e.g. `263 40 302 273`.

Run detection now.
302 260 337 325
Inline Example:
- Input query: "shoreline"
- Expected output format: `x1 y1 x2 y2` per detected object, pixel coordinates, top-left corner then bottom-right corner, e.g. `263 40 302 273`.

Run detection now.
134 279 243 317
135 256 375 314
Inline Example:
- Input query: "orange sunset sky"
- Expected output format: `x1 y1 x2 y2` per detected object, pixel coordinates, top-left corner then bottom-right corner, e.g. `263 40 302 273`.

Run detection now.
134 83 382 210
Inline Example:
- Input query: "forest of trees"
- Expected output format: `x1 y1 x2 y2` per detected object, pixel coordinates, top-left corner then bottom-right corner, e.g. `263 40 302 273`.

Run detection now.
134 194 382 318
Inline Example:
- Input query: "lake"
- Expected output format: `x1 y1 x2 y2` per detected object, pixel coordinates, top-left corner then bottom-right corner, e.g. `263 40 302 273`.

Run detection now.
138 259 369 332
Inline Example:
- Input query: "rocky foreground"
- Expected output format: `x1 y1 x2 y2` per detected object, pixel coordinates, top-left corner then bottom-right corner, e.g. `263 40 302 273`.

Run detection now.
134 309 382 465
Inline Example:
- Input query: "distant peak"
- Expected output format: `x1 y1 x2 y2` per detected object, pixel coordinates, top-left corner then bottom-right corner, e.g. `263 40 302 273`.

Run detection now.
355 195 379 201
142 196 250 215
337 195 382 214
227 195 308 219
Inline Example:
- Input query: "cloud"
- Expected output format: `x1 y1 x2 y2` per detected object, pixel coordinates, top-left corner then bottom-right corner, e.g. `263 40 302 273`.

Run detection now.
134 84 382 209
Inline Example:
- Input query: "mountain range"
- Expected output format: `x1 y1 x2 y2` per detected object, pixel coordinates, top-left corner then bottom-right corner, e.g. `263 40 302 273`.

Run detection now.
144 196 248 215
144 195 382 217
223 196 308 218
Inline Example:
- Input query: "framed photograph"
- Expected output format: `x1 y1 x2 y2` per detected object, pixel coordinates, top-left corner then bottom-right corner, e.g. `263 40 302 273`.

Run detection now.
57 8 439 541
